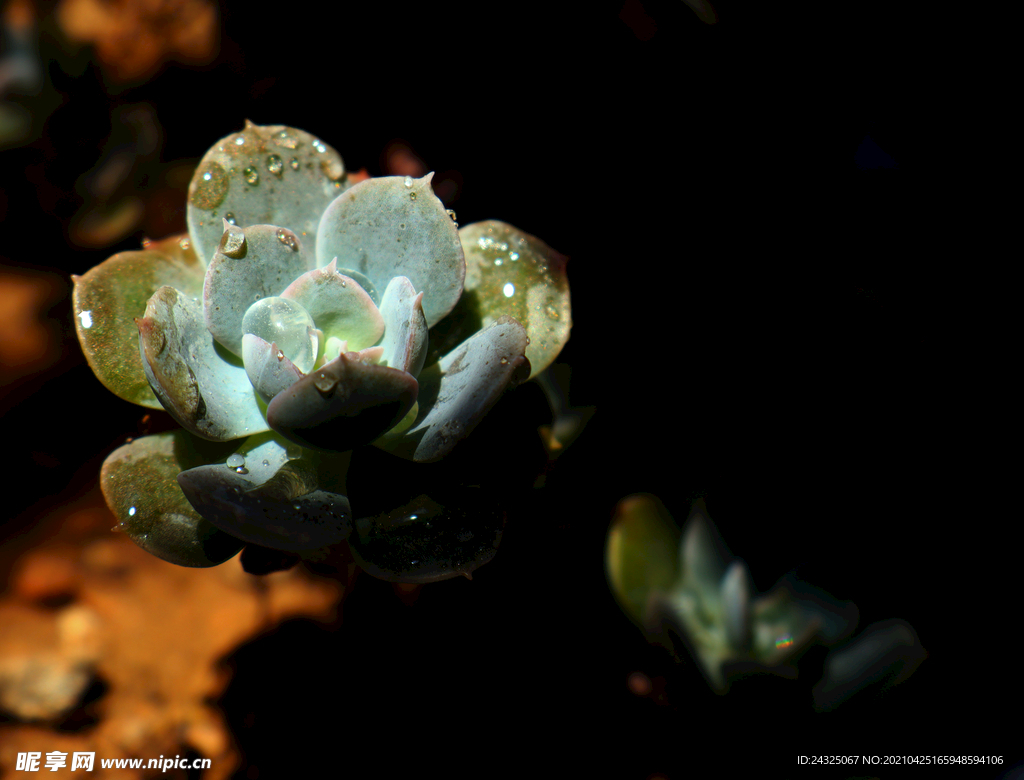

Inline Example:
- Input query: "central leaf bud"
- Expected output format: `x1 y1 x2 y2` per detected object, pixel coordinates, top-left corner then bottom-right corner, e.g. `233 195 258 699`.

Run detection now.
242 296 318 373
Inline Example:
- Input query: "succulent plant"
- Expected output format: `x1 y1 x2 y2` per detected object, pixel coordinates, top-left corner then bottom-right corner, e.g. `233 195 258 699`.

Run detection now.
606 496 925 707
72 122 570 580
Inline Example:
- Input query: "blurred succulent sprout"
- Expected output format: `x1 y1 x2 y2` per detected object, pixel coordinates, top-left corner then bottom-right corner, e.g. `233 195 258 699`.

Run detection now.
72 122 571 579
606 496 925 704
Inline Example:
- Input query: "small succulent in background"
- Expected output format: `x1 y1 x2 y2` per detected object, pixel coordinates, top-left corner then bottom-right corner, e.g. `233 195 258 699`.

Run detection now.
72 122 570 581
606 495 925 708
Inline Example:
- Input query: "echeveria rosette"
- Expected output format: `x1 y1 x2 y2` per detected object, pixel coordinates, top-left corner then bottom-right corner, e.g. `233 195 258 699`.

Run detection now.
606 496 926 706
72 122 571 578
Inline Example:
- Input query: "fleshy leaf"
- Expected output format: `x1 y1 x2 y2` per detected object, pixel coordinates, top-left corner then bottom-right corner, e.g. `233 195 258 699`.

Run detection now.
266 352 418 452
72 233 204 408
241 333 304 403
812 619 926 712
315 174 465 328
378 275 428 376
680 498 729 604
350 488 504 583
203 223 312 356
100 431 244 567
177 434 353 552
137 286 269 441
721 560 752 650
605 494 682 627
186 122 348 266
280 258 384 352
382 316 530 463
454 221 570 379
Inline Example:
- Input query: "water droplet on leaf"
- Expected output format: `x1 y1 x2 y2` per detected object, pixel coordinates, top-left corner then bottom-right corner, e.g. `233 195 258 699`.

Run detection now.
226 453 245 468
289 157 300 170
273 130 299 150
314 370 337 395
221 228 246 258
276 228 298 251
242 296 318 373
189 161 228 209
267 154 284 176
244 166 259 185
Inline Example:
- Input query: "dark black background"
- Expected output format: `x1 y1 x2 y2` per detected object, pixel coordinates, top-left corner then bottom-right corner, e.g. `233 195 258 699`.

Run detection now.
1 1 1005 777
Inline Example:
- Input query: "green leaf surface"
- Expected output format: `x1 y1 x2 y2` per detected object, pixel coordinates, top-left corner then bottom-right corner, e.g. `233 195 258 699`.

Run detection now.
456 221 570 379
606 494 682 626
72 233 205 408
101 431 244 567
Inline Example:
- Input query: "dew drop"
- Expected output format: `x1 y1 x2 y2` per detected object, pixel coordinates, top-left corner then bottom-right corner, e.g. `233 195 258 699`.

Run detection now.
128 506 137 516
314 370 337 395
503 282 515 298
262 459 270 467
312 139 327 153
403 176 413 188
409 192 417 200
178 237 190 251
189 161 228 209
221 228 246 258
273 130 299 150
141 237 153 248
276 349 284 361
500 357 508 365
276 228 298 251
225 212 237 225
546 305 560 320
234 136 245 146
267 154 284 176
79 310 93 329
243 297 317 372
509 251 519 261
226 453 245 468
289 157 300 170
235 466 249 474
286 445 302 460
243 166 259 185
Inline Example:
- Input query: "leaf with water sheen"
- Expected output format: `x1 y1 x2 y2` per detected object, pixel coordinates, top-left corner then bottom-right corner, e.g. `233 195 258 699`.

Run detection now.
203 223 312 356
315 174 465 328
455 221 570 379
101 431 244 567
72 234 204 409
350 488 504 583
187 122 349 266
